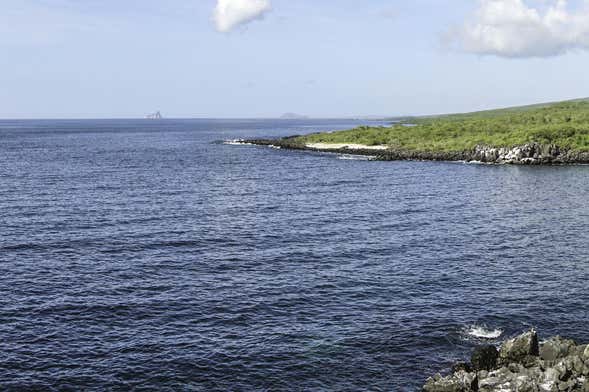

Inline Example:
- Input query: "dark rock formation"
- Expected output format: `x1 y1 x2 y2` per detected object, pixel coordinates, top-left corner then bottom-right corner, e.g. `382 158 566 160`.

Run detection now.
453 362 474 373
423 330 589 392
471 346 499 371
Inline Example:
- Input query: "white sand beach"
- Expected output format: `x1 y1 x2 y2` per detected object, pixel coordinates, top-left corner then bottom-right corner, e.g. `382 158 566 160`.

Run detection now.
305 143 389 151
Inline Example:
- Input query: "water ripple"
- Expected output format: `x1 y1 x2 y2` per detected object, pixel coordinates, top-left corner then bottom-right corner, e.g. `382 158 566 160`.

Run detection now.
1 119 588 391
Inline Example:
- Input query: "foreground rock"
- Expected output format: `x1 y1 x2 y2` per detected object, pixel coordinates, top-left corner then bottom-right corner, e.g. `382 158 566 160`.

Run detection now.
423 329 589 392
242 139 589 164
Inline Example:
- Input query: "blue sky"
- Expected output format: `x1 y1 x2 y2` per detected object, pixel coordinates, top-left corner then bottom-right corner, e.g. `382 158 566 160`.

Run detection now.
2 0 589 118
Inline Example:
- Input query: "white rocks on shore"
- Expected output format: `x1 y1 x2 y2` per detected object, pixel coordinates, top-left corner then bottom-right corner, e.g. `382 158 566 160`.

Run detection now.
470 143 588 164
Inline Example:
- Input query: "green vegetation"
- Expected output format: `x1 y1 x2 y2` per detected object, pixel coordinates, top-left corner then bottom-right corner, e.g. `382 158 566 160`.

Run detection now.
297 99 589 152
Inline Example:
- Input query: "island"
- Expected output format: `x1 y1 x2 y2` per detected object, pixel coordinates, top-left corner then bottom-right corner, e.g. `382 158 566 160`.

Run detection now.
145 111 163 120
245 99 589 164
279 112 309 120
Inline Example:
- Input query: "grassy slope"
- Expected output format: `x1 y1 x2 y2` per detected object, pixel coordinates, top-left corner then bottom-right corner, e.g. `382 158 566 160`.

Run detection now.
298 99 589 152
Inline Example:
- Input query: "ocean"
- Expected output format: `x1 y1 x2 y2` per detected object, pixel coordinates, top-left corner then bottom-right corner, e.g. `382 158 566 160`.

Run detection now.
1 119 588 391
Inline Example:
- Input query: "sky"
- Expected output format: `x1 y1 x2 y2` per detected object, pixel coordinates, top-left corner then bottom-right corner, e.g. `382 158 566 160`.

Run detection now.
2 0 589 118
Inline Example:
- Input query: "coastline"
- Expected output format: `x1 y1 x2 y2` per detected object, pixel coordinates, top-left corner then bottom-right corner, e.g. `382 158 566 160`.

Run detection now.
423 329 589 392
239 138 589 165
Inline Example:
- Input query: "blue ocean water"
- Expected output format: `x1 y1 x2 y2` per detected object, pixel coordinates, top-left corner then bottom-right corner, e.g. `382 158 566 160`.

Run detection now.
1 119 588 391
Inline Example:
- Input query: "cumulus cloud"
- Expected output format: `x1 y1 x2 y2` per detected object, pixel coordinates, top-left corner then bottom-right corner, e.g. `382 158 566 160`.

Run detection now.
213 0 271 33
449 0 589 58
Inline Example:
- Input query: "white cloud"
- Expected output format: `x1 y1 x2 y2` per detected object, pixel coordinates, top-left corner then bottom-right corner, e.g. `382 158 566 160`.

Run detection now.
450 0 589 58
213 0 271 33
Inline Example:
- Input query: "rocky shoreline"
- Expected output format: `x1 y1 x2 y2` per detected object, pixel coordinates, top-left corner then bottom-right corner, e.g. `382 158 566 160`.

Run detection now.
423 330 589 392
242 138 589 164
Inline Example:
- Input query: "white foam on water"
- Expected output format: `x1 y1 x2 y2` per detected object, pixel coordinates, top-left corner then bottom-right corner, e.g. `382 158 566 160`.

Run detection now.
223 140 281 149
464 325 503 339
223 139 253 146
337 154 375 161
465 160 492 165
223 139 247 146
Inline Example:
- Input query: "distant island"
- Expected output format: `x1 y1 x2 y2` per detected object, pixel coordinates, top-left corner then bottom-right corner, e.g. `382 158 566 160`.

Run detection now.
279 112 309 120
243 99 589 164
146 111 163 120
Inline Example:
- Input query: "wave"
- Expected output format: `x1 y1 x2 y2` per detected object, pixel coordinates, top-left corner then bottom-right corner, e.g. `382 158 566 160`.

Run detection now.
463 324 503 340
337 154 375 161
223 139 253 146
465 160 493 165
223 140 281 149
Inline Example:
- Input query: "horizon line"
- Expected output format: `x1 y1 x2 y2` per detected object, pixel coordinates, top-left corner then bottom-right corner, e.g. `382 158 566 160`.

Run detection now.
1 96 586 122
0 116 396 121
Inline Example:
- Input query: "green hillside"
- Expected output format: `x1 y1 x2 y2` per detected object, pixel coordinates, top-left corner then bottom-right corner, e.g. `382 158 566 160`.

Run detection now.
298 99 589 152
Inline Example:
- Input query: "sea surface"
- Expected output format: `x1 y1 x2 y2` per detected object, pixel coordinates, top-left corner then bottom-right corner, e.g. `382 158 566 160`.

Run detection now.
1 119 588 391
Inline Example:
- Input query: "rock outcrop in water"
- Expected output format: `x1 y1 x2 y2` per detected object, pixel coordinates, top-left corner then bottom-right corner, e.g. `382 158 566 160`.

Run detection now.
242 139 589 164
423 329 589 392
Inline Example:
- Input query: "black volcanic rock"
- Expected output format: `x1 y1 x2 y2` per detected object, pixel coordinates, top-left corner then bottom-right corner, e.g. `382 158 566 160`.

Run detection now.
471 345 498 371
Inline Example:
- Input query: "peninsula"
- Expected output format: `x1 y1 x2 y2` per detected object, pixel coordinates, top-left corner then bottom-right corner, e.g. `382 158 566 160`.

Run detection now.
246 99 589 164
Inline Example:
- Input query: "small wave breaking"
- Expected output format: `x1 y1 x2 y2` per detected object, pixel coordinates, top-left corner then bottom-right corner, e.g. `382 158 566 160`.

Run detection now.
337 154 375 161
463 325 503 340
223 140 281 149
223 139 253 146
